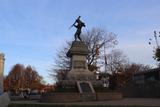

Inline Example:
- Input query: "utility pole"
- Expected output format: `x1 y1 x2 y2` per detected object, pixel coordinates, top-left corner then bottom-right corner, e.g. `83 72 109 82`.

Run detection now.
103 43 108 87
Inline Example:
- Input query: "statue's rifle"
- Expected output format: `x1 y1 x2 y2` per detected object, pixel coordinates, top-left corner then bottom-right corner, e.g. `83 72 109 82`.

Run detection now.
69 16 80 29
69 24 74 29
69 21 76 29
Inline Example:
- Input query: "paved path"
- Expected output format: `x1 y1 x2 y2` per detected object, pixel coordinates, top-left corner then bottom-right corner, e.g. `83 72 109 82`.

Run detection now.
11 98 160 107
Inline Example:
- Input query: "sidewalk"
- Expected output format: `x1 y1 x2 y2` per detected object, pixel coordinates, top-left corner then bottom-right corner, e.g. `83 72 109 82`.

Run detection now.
11 98 160 107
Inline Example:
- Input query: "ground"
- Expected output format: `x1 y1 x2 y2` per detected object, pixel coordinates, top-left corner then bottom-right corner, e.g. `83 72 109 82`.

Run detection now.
9 98 160 107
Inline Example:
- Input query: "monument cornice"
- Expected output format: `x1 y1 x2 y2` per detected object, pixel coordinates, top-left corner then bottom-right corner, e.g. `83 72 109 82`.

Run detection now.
67 41 90 57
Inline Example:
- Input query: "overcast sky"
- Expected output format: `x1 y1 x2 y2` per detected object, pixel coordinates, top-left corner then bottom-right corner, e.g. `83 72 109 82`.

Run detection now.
0 0 159 84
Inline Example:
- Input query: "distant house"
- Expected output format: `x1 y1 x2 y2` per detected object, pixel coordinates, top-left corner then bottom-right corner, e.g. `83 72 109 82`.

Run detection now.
133 68 160 84
122 68 160 98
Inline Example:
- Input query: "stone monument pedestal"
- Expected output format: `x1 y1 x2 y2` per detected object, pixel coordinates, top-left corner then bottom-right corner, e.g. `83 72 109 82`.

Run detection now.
67 41 95 81
66 41 96 101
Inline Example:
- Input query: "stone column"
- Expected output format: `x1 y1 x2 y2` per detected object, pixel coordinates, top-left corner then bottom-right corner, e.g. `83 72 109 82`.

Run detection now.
0 53 5 94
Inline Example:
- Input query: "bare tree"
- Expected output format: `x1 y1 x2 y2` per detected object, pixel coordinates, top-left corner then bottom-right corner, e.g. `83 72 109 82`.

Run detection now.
82 28 118 71
53 42 71 71
106 49 128 74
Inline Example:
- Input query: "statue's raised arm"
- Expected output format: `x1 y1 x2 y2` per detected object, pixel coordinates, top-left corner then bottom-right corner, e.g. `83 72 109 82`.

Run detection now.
70 16 85 41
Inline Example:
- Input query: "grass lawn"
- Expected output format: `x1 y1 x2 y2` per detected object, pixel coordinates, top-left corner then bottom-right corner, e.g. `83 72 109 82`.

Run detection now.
8 103 155 107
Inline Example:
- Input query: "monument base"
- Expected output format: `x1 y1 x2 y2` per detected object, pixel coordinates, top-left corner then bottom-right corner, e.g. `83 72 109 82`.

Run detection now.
41 92 122 103
67 71 95 81
0 92 10 107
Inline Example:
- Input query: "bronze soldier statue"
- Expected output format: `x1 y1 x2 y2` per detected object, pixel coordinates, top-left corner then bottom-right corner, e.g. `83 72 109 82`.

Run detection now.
70 16 85 41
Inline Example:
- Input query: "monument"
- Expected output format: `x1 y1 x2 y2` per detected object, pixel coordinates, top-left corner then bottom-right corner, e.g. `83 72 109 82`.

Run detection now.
68 16 92 78
0 53 10 107
67 16 96 100
41 17 96 102
41 17 122 102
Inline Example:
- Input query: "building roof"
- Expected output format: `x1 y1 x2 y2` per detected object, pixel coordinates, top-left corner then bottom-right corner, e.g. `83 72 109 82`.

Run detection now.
134 68 160 76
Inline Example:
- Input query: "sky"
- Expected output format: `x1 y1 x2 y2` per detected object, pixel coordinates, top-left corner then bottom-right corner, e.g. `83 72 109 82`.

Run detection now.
0 0 160 84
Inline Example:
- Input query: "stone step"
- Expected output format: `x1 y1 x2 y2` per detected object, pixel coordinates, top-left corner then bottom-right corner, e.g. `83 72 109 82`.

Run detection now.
81 93 96 101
